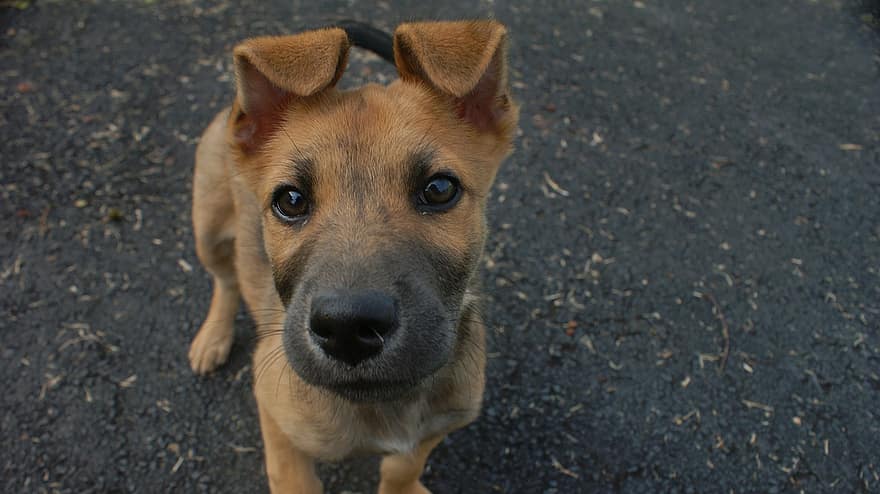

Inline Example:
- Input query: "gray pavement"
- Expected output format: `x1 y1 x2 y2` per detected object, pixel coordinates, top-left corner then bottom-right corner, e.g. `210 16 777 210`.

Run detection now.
1 1 879 492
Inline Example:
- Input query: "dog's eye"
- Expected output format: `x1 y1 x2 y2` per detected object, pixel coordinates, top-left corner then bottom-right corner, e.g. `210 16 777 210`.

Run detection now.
272 186 309 221
419 175 460 210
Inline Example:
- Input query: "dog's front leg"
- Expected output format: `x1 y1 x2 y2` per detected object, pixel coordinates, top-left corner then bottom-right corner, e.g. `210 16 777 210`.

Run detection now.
257 404 322 494
377 435 444 494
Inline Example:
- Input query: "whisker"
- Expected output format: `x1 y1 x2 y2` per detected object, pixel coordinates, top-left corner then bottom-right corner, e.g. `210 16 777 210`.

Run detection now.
275 354 287 399
254 345 285 385
286 364 295 399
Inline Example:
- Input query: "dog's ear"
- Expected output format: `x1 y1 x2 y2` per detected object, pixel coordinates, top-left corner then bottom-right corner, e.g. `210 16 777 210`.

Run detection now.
393 20 514 134
232 28 350 151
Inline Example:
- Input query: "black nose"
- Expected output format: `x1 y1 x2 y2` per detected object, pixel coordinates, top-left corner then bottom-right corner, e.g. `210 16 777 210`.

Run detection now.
308 290 398 366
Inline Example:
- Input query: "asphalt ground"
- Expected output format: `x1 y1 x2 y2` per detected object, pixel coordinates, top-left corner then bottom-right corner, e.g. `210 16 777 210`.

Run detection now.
1 1 879 492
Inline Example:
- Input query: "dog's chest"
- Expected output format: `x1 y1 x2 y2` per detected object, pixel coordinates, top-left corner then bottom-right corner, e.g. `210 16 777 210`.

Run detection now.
367 429 420 456
284 400 468 460
350 403 464 456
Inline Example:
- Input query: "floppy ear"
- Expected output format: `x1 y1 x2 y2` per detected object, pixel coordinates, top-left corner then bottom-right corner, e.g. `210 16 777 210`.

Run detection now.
232 28 350 151
393 20 515 134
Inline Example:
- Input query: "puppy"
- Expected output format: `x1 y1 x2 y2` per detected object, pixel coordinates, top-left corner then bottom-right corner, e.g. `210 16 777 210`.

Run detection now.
187 20 518 493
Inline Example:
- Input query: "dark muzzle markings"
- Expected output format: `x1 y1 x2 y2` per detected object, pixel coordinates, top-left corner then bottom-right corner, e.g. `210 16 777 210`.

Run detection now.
277 216 473 402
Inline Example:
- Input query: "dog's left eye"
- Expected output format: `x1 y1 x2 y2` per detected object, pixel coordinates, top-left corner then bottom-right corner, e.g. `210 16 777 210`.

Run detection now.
272 186 309 221
418 174 461 211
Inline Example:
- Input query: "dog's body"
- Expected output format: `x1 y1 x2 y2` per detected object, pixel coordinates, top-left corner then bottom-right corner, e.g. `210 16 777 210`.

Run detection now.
187 21 518 493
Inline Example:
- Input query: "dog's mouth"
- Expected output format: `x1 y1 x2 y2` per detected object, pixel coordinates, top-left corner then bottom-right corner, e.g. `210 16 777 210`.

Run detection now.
324 378 422 403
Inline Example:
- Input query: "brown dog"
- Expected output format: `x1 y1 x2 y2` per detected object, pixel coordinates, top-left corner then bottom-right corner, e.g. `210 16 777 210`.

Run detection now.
187 20 518 493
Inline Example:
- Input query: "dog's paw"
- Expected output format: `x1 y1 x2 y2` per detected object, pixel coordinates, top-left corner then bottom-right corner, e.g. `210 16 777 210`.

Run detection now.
188 322 233 375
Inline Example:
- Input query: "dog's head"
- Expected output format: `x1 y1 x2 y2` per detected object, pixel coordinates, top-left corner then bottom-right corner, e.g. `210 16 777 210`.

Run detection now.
229 21 518 401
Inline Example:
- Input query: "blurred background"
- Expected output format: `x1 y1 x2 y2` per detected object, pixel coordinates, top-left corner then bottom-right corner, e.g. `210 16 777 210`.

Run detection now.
1 1 878 492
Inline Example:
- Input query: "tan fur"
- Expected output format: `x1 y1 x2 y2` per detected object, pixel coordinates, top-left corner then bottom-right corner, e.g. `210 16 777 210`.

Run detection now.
188 21 518 493
234 29 350 103
394 21 507 98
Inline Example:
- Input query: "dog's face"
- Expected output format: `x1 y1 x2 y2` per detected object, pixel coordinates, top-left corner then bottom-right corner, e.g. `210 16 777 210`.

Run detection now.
230 22 518 401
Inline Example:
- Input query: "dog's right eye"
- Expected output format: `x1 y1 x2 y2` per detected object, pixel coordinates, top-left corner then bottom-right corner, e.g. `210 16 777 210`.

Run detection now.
417 174 461 213
272 186 309 222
